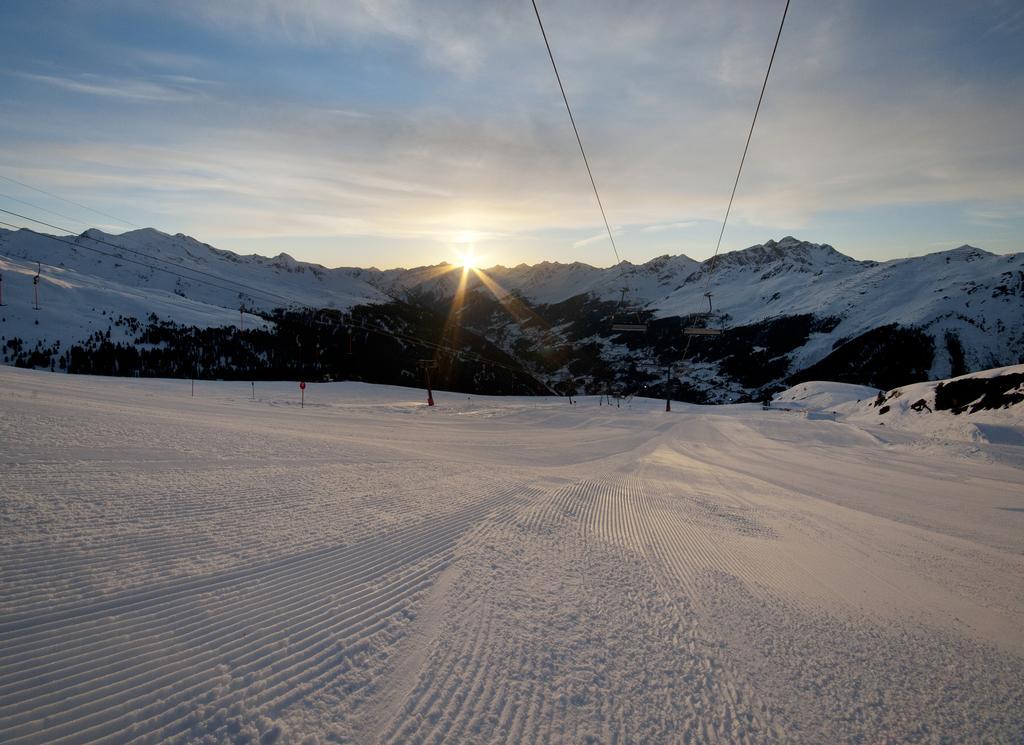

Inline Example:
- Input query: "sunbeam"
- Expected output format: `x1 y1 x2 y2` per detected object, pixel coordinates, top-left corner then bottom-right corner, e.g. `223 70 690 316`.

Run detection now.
471 268 557 346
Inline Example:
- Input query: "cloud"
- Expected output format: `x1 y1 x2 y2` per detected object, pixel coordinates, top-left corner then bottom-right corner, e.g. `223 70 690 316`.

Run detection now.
120 48 208 72
16 72 212 102
640 221 698 233
572 231 610 249
166 0 523 76
1 0 1021 265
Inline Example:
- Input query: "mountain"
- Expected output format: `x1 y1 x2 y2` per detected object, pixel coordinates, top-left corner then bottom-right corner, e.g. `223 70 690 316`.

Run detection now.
1 227 1021 401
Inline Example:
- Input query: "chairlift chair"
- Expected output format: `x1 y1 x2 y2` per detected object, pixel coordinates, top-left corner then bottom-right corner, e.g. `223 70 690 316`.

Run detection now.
683 291 724 336
610 286 648 332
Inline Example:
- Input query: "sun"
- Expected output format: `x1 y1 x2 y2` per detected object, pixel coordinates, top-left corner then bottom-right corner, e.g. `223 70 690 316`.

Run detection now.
457 249 478 270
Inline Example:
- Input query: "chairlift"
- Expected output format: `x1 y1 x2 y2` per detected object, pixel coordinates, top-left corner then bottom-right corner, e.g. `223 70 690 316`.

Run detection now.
610 287 647 332
683 291 724 336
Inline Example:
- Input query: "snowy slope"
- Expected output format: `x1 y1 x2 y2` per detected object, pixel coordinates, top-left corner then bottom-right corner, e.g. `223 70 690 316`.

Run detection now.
774 364 1024 448
0 227 390 341
647 238 1024 379
2 227 1021 397
842 363 1024 444
2 365 1022 743
0 227 400 367
423 237 1022 392
771 380 879 411
0 251 275 353
0 228 395 310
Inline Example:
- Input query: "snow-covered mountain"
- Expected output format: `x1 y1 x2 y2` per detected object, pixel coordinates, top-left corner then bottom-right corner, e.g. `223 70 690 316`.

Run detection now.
1 227 1021 400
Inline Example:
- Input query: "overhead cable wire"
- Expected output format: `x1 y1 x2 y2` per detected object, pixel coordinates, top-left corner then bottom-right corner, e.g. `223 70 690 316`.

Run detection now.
531 0 622 268
702 0 790 291
0 221 550 388
0 207 297 306
0 173 142 230
0 220 284 301
0 191 104 230
680 0 790 368
0 170 552 389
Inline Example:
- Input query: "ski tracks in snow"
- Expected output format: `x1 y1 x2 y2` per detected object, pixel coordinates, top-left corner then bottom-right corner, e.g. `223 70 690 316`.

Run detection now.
0 480 527 744
2 370 1022 743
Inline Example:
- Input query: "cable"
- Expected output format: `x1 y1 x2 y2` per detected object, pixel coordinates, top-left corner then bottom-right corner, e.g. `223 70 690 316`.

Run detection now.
0 220 283 301
0 221 554 391
0 207 298 306
703 0 790 288
679 0 790 375
531 0 622 268
0 191 104 230
0 173 554 390
0 173 142 230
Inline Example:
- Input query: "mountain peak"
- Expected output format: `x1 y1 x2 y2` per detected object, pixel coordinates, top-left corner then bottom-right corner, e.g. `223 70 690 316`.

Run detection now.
712 237 853 270
944 244 992 259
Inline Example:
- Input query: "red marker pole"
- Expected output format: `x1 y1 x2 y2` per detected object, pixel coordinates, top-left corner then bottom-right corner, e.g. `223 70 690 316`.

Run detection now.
417 360 436 406
665 367 672 412
300 380 306 408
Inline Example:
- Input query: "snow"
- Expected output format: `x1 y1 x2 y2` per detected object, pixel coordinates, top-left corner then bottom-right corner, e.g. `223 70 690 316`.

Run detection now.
3 229 1021 397
0 227 389 352
771 367 1024 465
0 252 275 352
2 366 1022 743
771 380 880 411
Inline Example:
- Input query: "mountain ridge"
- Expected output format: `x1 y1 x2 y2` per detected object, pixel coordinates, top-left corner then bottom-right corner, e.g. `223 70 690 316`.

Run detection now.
1 226 1020 401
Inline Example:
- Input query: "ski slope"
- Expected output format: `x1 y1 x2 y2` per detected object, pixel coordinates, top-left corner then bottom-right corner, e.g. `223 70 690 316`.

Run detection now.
1 367 1022 743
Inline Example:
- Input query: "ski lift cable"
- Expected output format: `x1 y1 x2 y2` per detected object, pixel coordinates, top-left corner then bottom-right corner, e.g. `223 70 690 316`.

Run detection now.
0 173 142 230
0 220 553 391
532 0 657 332
703 0 790 294
0 220 273 300
0 219 521 375
0 218 531 380
0 207 299 306
0 180 552 392
0 182 403 309
531 0 621 267
0 191 110 231
680 0 790 363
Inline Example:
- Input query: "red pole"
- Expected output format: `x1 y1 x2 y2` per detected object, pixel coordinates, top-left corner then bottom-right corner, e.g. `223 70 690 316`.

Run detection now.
426 368 434 406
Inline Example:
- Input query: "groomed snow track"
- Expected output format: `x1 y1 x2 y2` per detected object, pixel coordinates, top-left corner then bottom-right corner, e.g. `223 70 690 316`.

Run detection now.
1 369 1022 743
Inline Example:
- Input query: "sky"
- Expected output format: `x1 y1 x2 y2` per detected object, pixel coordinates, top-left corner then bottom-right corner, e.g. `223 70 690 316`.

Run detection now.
0 0 1021 269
